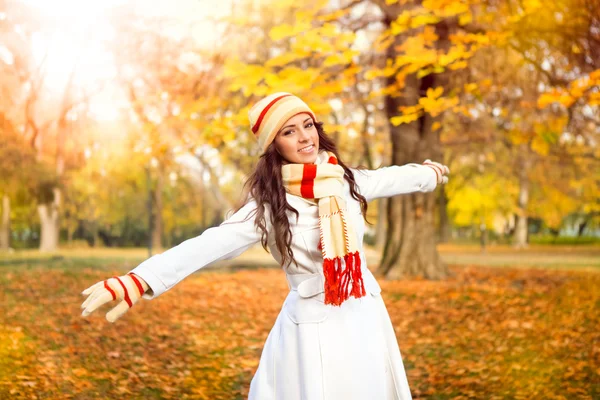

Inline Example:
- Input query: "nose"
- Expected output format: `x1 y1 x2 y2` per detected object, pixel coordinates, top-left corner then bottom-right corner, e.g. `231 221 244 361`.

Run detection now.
298 127 311 141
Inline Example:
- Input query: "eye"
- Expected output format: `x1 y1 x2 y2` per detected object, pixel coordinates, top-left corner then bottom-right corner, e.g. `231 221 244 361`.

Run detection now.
305 123 314 128
283 130 293 136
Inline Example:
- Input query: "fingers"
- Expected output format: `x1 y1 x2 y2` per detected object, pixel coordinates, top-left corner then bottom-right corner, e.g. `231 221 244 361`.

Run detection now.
80 275 146 322
423 159 450 184
81 284 107 309
106 300 131 323
81 279 114 310
81 281 104 296
82 291 113 317
81 289 100 310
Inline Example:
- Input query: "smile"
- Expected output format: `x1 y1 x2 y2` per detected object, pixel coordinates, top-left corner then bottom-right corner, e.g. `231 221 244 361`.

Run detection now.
298 144 315 153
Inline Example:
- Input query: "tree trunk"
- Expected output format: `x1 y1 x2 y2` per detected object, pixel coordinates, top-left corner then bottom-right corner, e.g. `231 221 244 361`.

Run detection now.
92 222 99 247
38 188 61 252
376 20 452 280
480 222 488 253
514 145 530 248
67 226 74 247
374 197 387 250
439 185 451 243
0 195 10 250
152 169 164 250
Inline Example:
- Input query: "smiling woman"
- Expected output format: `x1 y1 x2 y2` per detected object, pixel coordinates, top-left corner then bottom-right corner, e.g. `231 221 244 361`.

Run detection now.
273 113 320 164
81 90 451 400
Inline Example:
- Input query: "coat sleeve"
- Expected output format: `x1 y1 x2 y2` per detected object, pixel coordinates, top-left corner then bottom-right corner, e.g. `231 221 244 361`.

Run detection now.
129 198 265 299
350 164 438 202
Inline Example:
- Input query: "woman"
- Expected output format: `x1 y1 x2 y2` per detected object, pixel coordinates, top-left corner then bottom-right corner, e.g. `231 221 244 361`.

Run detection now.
81 92 450 399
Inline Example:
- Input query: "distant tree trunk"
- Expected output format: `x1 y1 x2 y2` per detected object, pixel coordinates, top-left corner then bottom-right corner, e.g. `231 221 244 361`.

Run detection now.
67 226 74 246
514 146 531 248
376 19 452 280
479 222 488 252
577 213 596 236
439 185 451 243
0 195 10 250
152 169 164 250
38 188 60 252
577 219 588 237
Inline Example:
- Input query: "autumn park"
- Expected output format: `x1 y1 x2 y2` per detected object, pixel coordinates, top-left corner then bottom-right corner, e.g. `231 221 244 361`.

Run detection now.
1 0 599 399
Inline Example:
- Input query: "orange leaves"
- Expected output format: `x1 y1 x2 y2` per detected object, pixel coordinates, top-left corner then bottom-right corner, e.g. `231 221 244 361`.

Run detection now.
383 264 600 399
538 90 576 109
1 260 599 398
390 87 459 125
537 69 600 109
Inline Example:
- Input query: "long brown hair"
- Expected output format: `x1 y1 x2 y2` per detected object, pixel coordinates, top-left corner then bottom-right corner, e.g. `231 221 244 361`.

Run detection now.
228 122 370 268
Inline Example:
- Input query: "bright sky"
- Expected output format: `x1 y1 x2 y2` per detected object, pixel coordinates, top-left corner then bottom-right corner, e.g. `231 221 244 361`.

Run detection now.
22 0 234 121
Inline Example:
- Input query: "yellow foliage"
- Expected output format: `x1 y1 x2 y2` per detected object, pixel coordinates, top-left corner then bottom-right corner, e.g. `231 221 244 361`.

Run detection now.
537 90 575 109
529 183 579 229
411 14 441 29
293 31 336 53
391 10 412 35
323 50 357 67
427 86 444 99
530 135 550 156
399 104 423 114
459 12 473 25
507 129 530 145
319 23 340 38
311 80 346 97
447 172 517 228
558 93 575 108
523 0 543 13
589 92 600 106
464 83 478 93
422 26 439 44
265 53 302 68
269 21 312 41
317 8 351 22
589 69 600 81
419 88 459 117
390 112 421 126
364 69 383 81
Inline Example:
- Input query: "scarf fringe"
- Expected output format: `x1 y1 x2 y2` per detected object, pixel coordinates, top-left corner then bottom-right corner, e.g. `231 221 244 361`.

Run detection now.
323 251 366 306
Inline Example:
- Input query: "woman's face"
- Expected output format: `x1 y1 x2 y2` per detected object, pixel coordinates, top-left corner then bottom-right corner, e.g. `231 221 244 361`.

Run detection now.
273 113 319 164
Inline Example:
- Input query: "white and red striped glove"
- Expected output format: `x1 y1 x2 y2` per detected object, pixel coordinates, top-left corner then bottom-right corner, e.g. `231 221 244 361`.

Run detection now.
423 159 450 185
81 273 149 323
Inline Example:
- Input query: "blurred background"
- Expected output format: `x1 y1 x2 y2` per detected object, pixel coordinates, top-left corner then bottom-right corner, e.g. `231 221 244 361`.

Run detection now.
0 0 598 399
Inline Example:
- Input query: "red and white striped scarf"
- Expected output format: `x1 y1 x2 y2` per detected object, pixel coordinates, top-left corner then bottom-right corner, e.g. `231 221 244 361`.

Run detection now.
281 150 366 306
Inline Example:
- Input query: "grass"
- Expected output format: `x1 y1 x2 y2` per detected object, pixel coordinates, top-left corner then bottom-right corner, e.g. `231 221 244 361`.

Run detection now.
2 242 599 271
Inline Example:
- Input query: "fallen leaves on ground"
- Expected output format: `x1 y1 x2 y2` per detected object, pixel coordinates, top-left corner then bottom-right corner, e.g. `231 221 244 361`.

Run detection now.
0 264 598 399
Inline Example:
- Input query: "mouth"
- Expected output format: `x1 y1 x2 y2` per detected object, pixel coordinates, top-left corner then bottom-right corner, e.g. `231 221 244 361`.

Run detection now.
298 144 315 153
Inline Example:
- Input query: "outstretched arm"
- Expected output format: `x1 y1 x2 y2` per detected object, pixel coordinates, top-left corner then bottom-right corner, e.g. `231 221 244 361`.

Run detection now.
351 160 450 202
81 198 265 322
129 198 264 299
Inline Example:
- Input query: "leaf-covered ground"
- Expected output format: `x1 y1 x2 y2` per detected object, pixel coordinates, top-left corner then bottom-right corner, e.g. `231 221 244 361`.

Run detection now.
1 261 598 399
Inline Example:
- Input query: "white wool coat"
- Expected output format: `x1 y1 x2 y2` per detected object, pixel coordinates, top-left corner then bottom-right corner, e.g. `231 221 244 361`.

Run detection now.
130 151 438 400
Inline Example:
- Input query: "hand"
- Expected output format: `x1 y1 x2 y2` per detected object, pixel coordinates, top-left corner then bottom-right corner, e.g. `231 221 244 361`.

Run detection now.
423 159 450 185
81 273 149 323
